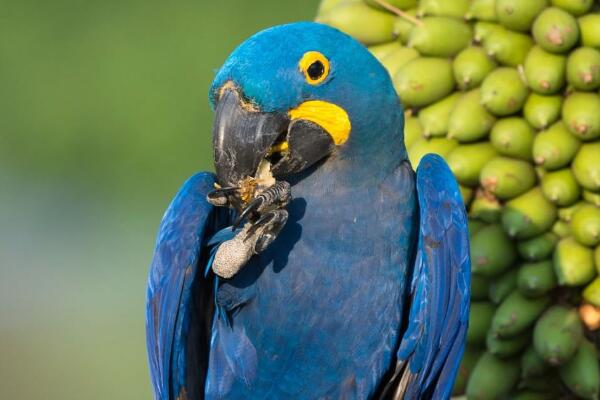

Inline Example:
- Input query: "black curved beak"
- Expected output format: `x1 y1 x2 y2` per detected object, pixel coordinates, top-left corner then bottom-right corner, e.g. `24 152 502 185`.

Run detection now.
212 87 289 188
212 85 335 189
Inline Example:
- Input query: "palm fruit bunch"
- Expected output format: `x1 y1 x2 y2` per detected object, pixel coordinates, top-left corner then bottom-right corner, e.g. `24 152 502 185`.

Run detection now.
316 0 600 398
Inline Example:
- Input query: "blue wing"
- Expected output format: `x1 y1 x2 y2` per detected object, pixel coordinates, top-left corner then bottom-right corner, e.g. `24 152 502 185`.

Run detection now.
146 172 226 400
391 154 471 399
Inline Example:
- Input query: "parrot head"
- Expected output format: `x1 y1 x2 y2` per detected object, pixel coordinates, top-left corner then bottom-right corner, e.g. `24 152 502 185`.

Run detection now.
209 22 406 190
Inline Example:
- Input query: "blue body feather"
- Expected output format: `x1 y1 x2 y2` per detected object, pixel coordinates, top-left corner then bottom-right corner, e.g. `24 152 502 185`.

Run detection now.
145 22 470 400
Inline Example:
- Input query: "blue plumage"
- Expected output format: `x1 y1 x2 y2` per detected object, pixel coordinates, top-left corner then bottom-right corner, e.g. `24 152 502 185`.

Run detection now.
146 22 470 400
395 154 471 399
146 173 222 399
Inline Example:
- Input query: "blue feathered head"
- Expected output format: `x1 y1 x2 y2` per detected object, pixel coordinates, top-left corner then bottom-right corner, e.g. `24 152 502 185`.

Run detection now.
209 22 406 188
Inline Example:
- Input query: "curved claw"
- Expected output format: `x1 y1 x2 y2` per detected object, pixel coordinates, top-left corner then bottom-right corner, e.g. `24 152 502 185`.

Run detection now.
250 210 288 253
233 196 263 228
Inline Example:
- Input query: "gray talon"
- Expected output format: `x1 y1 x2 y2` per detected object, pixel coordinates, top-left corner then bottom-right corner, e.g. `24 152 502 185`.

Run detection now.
252 209 288 253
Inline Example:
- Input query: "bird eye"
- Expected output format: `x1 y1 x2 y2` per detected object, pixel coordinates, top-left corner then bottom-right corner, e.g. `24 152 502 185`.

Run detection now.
299 51 330 85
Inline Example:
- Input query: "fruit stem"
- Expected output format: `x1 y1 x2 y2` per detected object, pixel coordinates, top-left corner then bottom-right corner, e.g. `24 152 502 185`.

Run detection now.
370 0 423 26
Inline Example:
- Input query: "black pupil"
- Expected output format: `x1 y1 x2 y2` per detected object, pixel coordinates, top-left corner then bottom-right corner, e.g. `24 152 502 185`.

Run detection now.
307 61 325 80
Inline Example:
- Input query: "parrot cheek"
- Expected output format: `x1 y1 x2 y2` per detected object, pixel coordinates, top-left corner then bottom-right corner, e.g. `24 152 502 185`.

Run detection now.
269 119 335 176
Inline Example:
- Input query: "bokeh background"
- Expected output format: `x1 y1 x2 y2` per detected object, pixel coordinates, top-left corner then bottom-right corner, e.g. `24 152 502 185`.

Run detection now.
0 1 319 398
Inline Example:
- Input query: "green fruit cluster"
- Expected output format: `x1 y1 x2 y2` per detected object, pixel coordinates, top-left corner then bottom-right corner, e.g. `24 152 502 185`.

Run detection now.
316 0 600 398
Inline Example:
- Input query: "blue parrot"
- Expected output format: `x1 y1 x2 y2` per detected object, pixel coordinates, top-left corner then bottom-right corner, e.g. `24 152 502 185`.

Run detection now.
146 22 470 400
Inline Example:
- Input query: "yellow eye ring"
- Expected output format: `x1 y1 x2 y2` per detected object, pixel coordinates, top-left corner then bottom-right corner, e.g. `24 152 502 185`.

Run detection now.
299 51 330 85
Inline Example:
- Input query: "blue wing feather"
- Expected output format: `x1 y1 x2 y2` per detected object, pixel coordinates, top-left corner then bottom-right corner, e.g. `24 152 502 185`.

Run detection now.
396 154 471 399
145 172 224 400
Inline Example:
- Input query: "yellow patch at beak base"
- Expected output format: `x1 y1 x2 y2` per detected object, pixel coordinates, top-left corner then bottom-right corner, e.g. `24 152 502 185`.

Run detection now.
288 101 351 145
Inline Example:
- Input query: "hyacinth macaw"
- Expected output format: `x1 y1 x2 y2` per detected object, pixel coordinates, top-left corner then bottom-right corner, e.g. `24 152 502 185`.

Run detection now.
146 22 470 400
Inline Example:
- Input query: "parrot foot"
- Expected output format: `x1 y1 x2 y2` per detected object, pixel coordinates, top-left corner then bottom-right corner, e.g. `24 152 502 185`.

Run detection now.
233 180 291 227
212 209 289 279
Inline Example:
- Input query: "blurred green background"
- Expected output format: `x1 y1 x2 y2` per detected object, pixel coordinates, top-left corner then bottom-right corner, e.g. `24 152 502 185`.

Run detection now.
0 0 318 398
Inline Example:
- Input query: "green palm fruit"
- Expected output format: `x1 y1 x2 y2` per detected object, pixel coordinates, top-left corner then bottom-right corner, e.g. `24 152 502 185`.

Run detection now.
468 301 496 345
595 245 600 273
521 345 549 378
534 305 583 365
447 143 497 187
552 219 572 237
393 57 454 107
453 46 497 90
523 93 563 129
407 137 457 166
562 92 600 140
466 0 498 22
496 0 549 32
559 339 600 400
316 2 396 45
532 7 580 53
566 47 600 90
471 223 517 276
447 90 496 142
554 237 595 286
392 10 418 45
368 41 403 61
484 28 533 66
408 17 472 57
489 269 518 305
317 0 358 15
551 0 593 16
452 346 482 396
471 274 491 300
403 115 422 148
571 203 600 246
533 121 581 170
379 46 419 76
466 352 521 400
418 92 460 137
481 68 529 116
517 232 559 261
492 290 550 337
578 13 600 48
541 168 581 206
364 0 418 11
474 21 504 43
417 0 471 18
468 219 486 237
572 142 600 191
584 190 600 207
583 277 600 306
554 219 573 235
502 188 558 239
558 201 584 221
490 117 535 161
518 260 557 297
470 190 503 223
487 329 531 358
460 185 474 205
523 46 567 94
480 157 537 200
